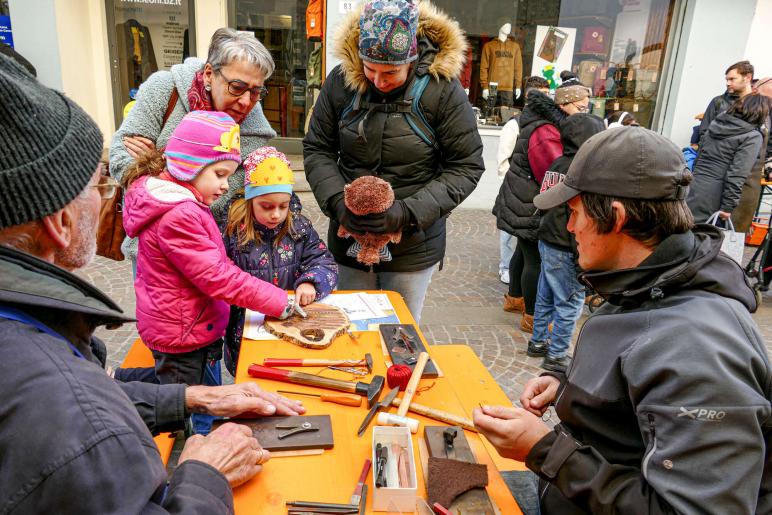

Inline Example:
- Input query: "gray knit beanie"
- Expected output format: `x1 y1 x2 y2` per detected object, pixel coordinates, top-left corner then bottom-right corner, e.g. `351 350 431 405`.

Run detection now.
0 53 103 230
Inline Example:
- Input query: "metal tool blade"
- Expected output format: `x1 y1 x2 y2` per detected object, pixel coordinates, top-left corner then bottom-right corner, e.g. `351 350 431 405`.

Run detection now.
356 387 400 437
359 484 367 515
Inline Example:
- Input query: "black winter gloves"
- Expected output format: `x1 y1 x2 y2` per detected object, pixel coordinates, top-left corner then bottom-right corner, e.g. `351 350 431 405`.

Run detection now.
349 200 411 234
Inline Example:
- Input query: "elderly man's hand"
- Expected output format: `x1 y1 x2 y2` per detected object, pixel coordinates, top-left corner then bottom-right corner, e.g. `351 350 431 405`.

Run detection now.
519 376 560 417
123 135 156 159
185 383 306 418
473 405 551 462
178 422 269 487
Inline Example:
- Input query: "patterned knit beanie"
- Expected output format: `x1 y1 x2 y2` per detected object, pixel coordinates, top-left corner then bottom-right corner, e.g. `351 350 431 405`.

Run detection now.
165 111 242 182
243 146 294 200
359 0 419 65
0 53 103 230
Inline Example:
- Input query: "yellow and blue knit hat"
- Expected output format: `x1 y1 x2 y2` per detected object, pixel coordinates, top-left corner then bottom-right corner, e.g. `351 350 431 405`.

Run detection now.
243 146 294 200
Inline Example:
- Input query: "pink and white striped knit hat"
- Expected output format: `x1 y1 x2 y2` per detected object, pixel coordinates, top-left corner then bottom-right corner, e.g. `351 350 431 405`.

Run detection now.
164 110 242 182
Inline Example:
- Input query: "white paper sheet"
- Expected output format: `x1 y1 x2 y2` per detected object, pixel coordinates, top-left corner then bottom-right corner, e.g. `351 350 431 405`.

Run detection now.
242 310 279 341
318 292 384 320
242 293 401 337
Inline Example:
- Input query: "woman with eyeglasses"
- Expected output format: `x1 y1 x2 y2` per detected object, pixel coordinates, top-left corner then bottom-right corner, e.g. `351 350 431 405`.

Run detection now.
109 28 276 274
494 71 592 332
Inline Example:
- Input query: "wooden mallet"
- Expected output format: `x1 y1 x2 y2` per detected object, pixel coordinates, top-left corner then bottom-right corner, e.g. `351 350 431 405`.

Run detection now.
377 351 429 433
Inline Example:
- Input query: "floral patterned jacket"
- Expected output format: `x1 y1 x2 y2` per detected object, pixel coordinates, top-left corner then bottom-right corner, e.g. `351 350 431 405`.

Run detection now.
222 203 338 374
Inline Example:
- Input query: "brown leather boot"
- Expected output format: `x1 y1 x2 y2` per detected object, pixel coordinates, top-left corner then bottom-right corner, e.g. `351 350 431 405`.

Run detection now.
503 294 525 313
520 313 534 333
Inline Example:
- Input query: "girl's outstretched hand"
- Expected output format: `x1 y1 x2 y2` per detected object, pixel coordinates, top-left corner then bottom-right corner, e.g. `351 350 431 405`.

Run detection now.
295 283 317 306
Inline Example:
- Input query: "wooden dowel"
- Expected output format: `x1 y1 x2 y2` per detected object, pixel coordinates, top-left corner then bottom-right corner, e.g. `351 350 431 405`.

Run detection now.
391 398 477 433
396 352 429 418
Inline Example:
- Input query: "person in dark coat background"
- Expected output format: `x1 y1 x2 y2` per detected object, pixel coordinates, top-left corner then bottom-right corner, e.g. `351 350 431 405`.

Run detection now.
687 93 769 224
695 61 767 233
493 71 589 332
303 0 484 322
528 114 605 373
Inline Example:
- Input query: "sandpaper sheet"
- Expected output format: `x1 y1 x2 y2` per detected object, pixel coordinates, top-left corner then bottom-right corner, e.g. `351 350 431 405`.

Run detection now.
215 415 334 451
424 426 495 514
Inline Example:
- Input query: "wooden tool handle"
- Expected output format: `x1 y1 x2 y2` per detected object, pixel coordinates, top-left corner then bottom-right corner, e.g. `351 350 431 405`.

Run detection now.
320 393 362 407
264 358 365 367
396 352 429 418
263 358 306 367
391 398 477 432
248 364 358 394
288 372 359 393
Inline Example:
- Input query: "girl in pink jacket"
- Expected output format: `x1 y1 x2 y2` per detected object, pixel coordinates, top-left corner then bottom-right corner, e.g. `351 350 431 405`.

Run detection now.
122 111 296 387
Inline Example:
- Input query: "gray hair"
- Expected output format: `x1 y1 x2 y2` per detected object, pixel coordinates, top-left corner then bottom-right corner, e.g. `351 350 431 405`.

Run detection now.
207 27 275 79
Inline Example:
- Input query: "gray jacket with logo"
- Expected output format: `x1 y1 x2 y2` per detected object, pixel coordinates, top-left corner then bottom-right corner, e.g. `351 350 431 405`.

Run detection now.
526 226 772 514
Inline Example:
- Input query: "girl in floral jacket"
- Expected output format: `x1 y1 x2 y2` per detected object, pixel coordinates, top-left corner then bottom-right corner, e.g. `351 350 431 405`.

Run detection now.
223 147 338 374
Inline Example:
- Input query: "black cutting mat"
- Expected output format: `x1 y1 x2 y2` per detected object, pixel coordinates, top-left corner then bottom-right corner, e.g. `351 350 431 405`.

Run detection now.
379 324 438 377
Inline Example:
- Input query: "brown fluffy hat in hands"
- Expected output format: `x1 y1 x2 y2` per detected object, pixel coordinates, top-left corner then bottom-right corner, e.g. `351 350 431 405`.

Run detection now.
338 176 401 265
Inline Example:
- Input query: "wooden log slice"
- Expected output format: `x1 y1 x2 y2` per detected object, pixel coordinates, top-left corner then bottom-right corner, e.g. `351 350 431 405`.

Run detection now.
263 303 349 349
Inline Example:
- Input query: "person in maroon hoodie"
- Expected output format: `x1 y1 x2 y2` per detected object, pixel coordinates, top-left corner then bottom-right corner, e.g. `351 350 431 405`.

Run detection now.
494 71 590 332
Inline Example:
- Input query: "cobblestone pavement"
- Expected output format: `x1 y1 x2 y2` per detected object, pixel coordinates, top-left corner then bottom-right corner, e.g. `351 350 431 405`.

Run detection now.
78 192 772 404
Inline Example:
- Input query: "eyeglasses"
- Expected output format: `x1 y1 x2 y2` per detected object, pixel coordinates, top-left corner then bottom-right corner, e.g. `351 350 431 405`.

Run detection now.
216 70 269 102
94 175 120 200
572 101 589 113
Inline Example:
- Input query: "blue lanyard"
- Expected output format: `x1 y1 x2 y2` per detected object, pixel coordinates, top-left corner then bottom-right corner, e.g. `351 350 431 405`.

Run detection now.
0 305 86 360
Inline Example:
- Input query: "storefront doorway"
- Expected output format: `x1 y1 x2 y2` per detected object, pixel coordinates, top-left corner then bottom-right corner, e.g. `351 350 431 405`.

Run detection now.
229 0 322 147
105 0 196 127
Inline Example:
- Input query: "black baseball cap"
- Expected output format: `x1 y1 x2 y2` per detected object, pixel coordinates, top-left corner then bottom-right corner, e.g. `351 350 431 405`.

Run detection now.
533 126 690 210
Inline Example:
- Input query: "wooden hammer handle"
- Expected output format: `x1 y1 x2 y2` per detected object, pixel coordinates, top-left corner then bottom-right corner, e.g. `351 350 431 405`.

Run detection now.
396 352 429 418
391 398 477 432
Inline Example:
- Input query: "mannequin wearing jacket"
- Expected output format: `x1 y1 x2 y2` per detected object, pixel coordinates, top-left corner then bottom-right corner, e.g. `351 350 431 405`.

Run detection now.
481 23 522 106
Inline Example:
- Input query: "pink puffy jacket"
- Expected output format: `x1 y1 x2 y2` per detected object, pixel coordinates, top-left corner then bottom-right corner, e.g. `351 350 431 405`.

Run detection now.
123 175 288 353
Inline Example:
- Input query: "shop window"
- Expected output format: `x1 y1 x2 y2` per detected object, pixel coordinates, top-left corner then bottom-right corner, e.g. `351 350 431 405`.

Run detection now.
231 0 320 139
105 0 195 126
436 0 675 128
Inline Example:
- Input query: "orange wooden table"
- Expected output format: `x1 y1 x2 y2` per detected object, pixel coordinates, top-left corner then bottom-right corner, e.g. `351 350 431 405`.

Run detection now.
233 291 524 514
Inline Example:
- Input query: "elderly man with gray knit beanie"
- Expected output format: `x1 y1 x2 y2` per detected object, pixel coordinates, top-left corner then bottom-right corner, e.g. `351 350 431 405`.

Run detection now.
0 53 304 513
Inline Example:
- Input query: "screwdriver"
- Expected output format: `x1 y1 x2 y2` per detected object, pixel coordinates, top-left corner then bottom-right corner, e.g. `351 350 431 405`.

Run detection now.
277 389 362 407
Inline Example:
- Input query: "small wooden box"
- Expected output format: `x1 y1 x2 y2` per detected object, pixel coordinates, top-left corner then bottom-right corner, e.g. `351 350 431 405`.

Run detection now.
372 426 417 512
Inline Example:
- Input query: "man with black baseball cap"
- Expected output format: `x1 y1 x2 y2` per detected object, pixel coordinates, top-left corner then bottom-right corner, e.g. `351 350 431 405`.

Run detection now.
475 127 772 513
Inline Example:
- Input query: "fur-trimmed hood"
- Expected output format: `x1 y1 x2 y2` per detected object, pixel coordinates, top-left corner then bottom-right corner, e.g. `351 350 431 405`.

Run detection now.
333 0 468 93
521 90 567 128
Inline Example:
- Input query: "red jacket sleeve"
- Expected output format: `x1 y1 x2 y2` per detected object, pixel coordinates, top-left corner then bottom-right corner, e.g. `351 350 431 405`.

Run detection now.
528 125 563 184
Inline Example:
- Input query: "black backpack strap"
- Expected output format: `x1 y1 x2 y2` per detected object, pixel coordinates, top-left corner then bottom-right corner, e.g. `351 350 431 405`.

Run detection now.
402 74 439 151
